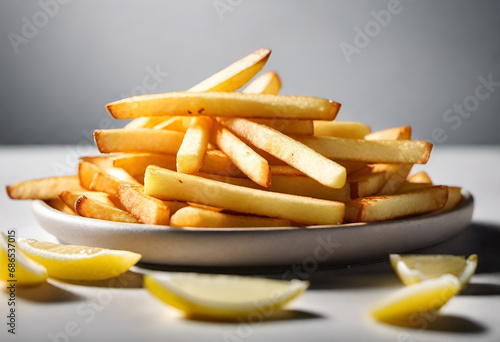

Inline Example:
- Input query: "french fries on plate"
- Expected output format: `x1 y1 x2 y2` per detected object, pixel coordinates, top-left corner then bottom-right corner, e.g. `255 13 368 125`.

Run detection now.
6 48 465 229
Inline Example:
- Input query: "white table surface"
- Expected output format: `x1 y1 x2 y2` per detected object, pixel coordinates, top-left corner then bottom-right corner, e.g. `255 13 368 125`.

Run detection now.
1 145 499 342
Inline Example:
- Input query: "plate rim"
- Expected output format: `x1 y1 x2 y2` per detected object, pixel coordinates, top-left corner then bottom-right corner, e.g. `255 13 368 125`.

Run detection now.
32 190 473 234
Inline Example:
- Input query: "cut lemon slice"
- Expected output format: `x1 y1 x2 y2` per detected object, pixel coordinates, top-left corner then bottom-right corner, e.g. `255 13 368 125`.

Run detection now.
144 272 309 319
390 254 478 287
17 238 141 281
0 233 47 285
371 274 461 323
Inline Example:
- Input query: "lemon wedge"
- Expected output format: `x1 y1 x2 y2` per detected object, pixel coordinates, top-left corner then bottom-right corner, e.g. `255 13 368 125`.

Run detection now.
144 272 309 319
17 238 141 281
371 274 461 323
390 254 478 287
0 233 47 285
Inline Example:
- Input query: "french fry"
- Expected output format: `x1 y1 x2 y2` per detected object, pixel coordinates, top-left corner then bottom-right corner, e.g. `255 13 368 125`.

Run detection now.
126 49 271 132
241 69 312 135
170 207 291 228
408 171 433 184
78 161 129 197
294 136 432 164
195 172 351 202
144 166 345 225
397 182 433 194
105 167 141 185
187 48 271 92
373 163 413 195
124 116 171 129
365 126 412 141
364 125 414 195
176 116 213 174
80 155 118 170
314 121 371 139
348 172 387 198
432 186 463 215
59 190 115 209
153 116 191 131
107 92 341 121
213 122 271 187
94 129 185 154
242 70 281 95
112 151 245 182
75 195 139 223
198 150 245 178
249 118 313 135
187 202 224 212
6 176 85 200
117 185 170 225
344 186 448 223
113 153 176 180
216 117 346 188
44 198 77 216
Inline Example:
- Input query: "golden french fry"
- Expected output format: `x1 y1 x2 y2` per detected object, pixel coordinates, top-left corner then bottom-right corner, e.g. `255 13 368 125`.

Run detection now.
75 195 139 223
373 163 413 195
176 116 213 174
294 136 432 164
345 186 448 223
94 129 185 154
248 118 313 135
199 150 245 178
365 126 412 141
79 161 130 197
217 117 346 188
144 166 345 225
213 122 271 187
80 155 118 170
432 187 463 215
113 153 176 180
348 172 387 198
124 116 171 129
44 198 77 215
117 184 170 225
187 202 224 212
153 116 192 131
104 167 141 185
126 49 271 132
314 121 371 139
170 206 291 228
107 92 341 120
6 176 85 200
188 48 271 92
408 171 433 184
397 182 433 194
194 172 351 202
242 70 281 95
59 190 115 209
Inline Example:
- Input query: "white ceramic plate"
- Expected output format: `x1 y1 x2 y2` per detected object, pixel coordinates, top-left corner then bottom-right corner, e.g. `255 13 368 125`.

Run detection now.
32 191 474 268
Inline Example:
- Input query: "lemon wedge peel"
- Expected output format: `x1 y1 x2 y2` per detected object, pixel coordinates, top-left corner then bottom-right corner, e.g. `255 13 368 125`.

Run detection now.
17 238 141 281
390 253 478 288
0 233 47 286
371 274 461 324
144 272 309 320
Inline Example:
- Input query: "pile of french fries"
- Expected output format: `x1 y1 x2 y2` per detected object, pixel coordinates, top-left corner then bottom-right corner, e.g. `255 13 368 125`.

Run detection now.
6 49 464 228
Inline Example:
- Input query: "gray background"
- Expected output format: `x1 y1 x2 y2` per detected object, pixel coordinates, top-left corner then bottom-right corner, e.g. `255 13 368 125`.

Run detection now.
0 0 499 145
